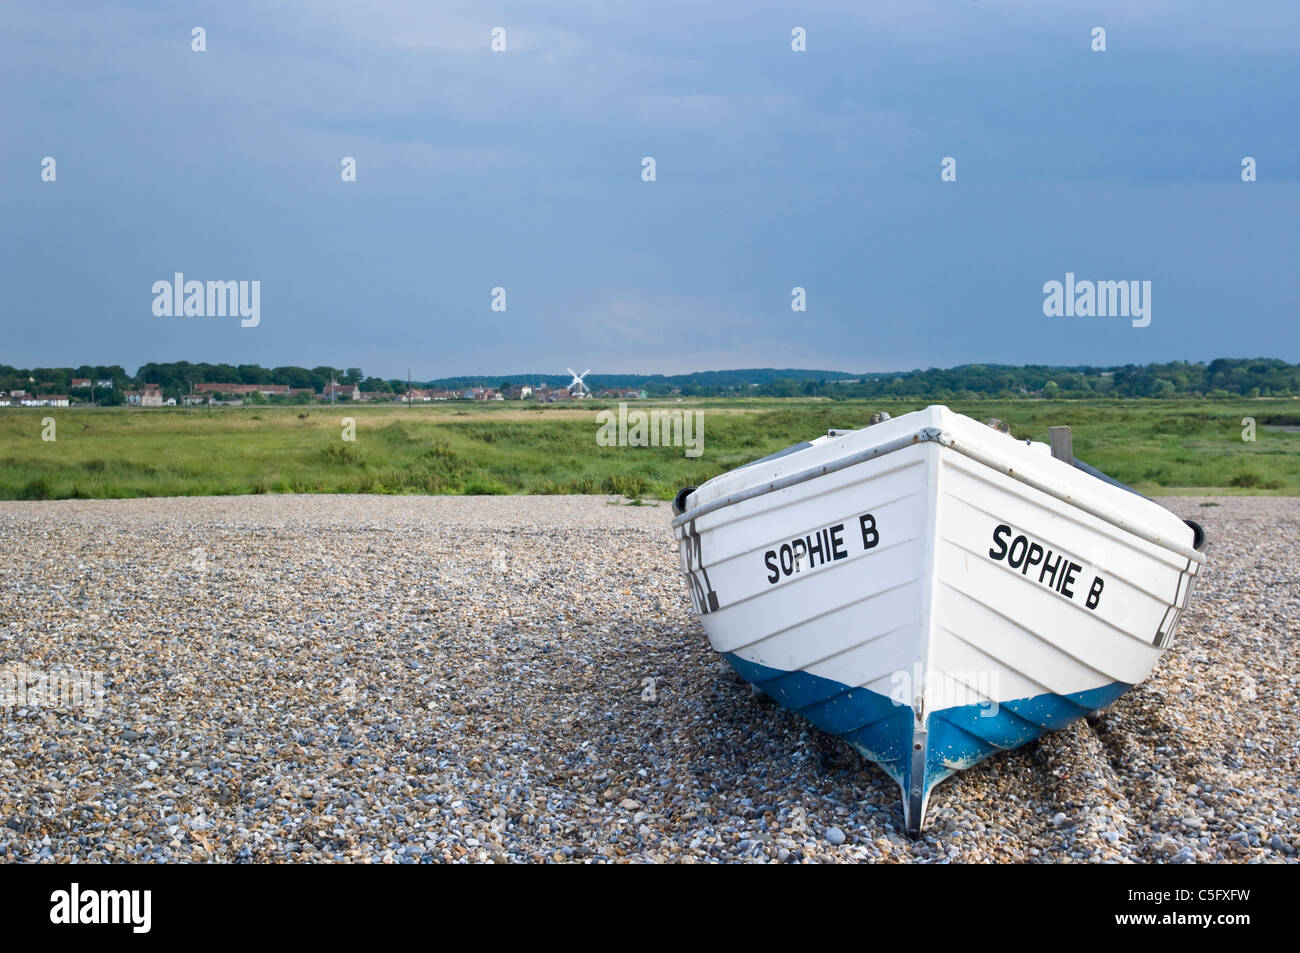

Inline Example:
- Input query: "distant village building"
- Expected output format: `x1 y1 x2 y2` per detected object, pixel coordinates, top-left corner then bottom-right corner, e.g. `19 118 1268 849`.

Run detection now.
402 388 459 402
399 387 514 402
95 379 113 389
20 395 70 407
124 385 163 407
71 379 91 389
593 388 645 400
318 382 360 401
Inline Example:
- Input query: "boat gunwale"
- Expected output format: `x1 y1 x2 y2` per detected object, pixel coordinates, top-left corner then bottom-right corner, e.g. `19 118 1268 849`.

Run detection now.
671 425 1207 566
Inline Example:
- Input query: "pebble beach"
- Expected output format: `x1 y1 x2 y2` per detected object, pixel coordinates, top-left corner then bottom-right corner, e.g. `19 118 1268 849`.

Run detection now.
0 494 1295 863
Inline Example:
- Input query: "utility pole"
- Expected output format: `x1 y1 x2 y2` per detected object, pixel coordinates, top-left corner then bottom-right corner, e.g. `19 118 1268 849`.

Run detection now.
407 368 412 406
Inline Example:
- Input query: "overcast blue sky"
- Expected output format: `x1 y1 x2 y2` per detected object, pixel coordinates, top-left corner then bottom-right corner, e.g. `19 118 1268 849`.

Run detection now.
2 1 1297 378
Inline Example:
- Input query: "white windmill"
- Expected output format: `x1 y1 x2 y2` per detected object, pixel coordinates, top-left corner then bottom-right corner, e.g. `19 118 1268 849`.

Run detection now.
566 368 591 398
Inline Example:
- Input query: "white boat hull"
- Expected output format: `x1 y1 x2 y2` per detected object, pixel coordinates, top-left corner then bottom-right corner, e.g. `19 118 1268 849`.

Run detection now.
671 406 1204 835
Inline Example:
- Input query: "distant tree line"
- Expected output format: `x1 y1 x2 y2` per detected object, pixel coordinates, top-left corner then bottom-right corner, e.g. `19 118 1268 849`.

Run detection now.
427 368 860 395
778 358 1300 401
131 362 383 396
1 357 1296 403
0 362 393 403
412 359 1300 399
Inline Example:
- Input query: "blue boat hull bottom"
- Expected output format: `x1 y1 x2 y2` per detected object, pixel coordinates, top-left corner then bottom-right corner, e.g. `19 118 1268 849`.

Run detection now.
724 653 1130 836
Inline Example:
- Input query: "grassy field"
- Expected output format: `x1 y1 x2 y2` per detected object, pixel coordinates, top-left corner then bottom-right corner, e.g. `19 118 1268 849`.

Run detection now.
1 397 1297 500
